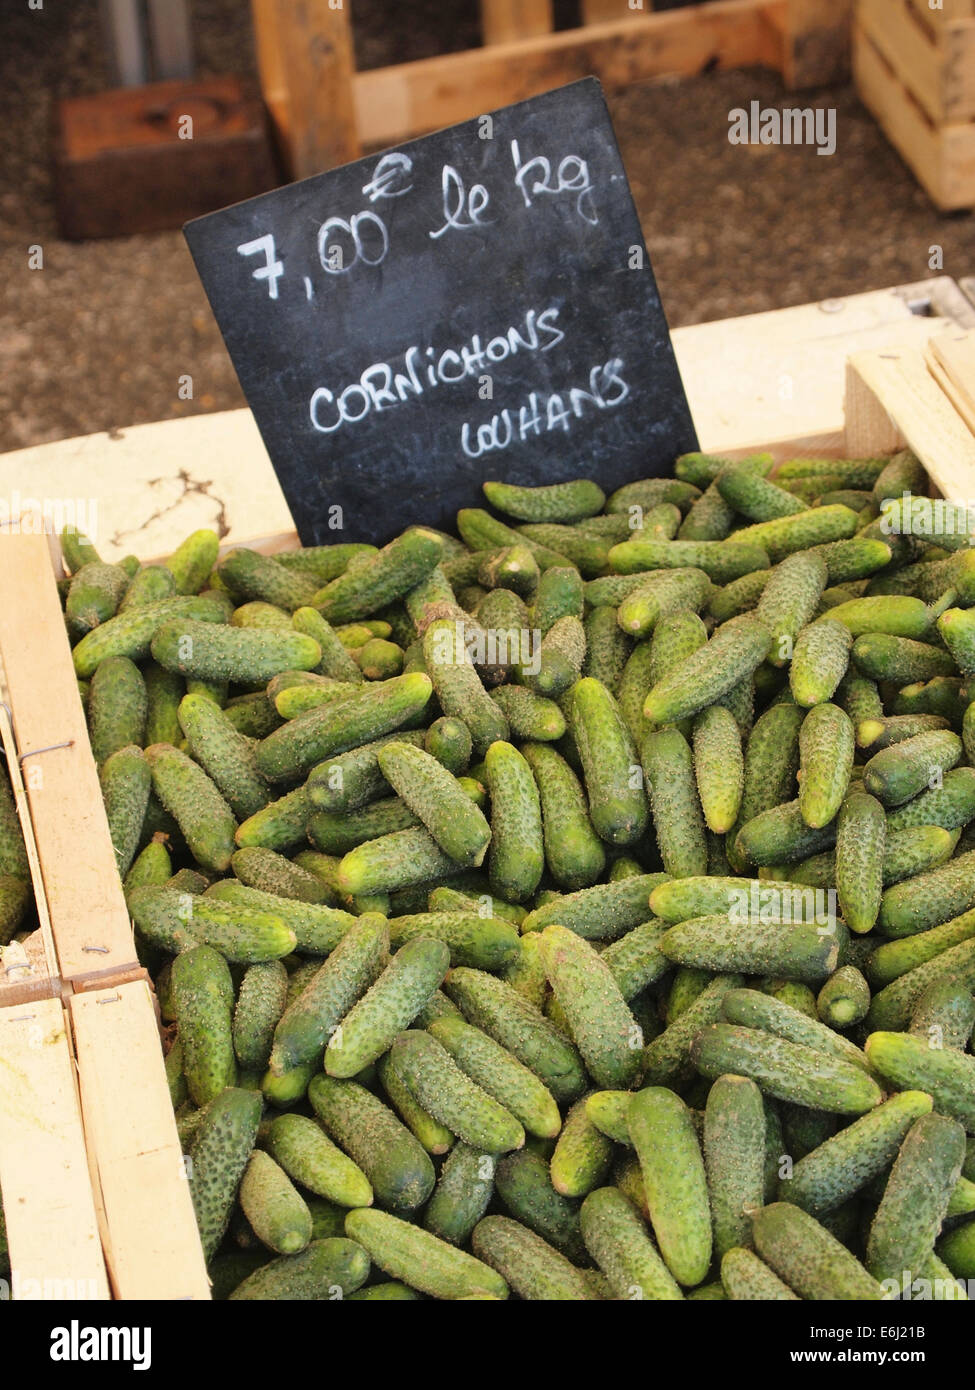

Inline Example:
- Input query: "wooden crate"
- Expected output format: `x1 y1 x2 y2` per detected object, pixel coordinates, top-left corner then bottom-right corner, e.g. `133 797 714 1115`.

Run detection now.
252 0 853 178
855 0 975 209
0 285 972 1296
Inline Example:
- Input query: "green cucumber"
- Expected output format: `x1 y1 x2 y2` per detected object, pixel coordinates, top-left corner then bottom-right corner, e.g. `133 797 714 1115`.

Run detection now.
423 1143 496 1246
660 913 842 984
704 1074 766 1258
628 1087 711 1287
641 727 707 878
427 1015 561 1139
228 1237 370 1300
521 742 605 891
865 1030 975 1129
87 656 147 763
866 1112 966 1285
494 1149 586 1262
520 874 668 941
177 693 271 821
580 1187 683 1300
549 1094 614 1198
537 924 643 1089
835 791 886 934
483 740 543 902
172 945 236 1107
752 1202 883 1300
375 1048 455 1155
571 677 648 847
863 729 963 808
755 551 828 666
266 1112 374 1208
189 1086 262 1261
348 1207 507 1299
691 1024 882 1114
309 1076 435 1213
233 960 288 1070
878 849 975 936
789 619 853 707
99 745 151 879
423 619 508 756
642 616 771 726
145 742 237 873
391 1029 524 1153
798 703 854 829
239 1150 312 1255
721 988 870 1071
692 705 744 834
377 740 490 868
642 974 744 1087
721 1247 799 1300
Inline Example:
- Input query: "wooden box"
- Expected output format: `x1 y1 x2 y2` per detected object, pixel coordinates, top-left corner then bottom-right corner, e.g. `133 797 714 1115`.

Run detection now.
855 0 975 210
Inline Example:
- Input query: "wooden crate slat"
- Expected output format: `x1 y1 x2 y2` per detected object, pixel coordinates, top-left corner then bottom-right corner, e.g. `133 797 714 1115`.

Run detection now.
353 0 786 147
926 328 975 435
481 0 556 45
580 0 644 23
845 345 975 507
858 0 948 123
0 529 139 984
0 996 110 1300
70 981 211 1300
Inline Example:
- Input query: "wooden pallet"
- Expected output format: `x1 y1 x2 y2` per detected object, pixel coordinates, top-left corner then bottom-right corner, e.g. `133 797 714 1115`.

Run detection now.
855 0 975 209
252 0 853 178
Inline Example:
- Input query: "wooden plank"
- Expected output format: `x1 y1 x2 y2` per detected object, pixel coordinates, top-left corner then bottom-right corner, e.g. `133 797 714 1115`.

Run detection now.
857 0 945 123
907 0 975 28
481 0 555 45
252 0 358 179
845 346 975 507
353 0 787 147
783 0 854 87
927 328 975 434
0 529 139 985
0 996 110 1300
71 982 211 1300
581 0 643 23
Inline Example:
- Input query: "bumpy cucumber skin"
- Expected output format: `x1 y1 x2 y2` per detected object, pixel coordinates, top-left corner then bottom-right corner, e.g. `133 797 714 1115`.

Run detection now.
756 551 828 666
218 548 318 612
265 1112 374 1208
643 974 744 1087
348 1207 508 1299
268 913 388 1074
177 693 271 821
233 960 288 1070
797 703 854 829
723 990 871 1075
484 479 606 524
600 919 671 1000
909 978 975 1051
483 740 544 903
172 945 236 1107
863 729 963 809
866 1113 966 1285
628 1087 712 1287
392 1030 524 1153
704 1074 766 1259
376 1048 455 1155
549 1093 614 1198
609 538 769 585
292 606 364 683
878 848 975 937
643 616 771 726
585 1090 632 1145
660 913 841 985
423 619 508 756
735 798 836 868
885 767 975 832
151 619 320 683
754 1202 885 1300
239 1149 312 1255
472 1216 596 1300
145 742 237 873
307 730 426 813
99 745 151 878
521 742 605 891
309 1077 435 1213
537 924 642 1089
721 1247 799 1300
692 705 744 834
208 880 354 955
782 1092 934 1215
494 1149 587 1262
835 791 885 935
691 1024 883 1114
423 1143 496 1246
581 1187 684 1300
228 1237 370 1300
789 618 853 707
865 1030 975 1129
570 677 648 847
72 596 228 679
189 1087 262 1262
323 936 448 1077
521 874 667 941
641 726 707 878
444 967 587 1105
427 1015 560 1139
313 529 443 624
817 965 871 1028
388 912 518 971
377 740 490 868
88 656 147 764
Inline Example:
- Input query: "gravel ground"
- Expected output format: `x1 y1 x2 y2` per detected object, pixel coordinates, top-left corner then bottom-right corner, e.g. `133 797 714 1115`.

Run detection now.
0 1 970 451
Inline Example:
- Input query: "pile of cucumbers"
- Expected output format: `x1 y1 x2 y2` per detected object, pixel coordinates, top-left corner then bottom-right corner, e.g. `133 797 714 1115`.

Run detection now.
4 446 975 1300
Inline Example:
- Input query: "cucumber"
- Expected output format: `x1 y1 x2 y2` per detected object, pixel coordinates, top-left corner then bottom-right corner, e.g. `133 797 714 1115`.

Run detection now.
751 1202 883 1300
375 1048 455 1155
423 1143 496 1246
709 569 770 624
867 935 975 1028
66 561 130 633
177 693 271 821
866 1112 966 1285
311 529 442 623
721 988 869 1071
489 686 565 743
336 827 465 897
864 1030 975 1129
348 1207 508 1299
909 978 975 1051
863 729 963 809
570 677 648 847
755 551 828 666
789 619 853 707
660 913 842 984
268 913 388 1074
939 1217 975 1280
391 1030 524 1153
878 849 975 936
641 727 707 878
218 548 318 612
720 1247 799 1300
151 620 320 684
207 881 356 955
628 1088 712 1287
324 936 449 1078
482 740 543 902
608 538 770 585
265 1112 374 1208
642 974 744 1087
677 476 736 541
608 476 703 513
239 1150 312 1255
835 791 885 934
291 606 364 683
423 619 508 756
704 1074 766 1258
494 1149 587 1262
229 847 329 904
717 466 805 523
599 919 671 1000
99 745 151 879
520 874 668 941
642 616 771 726
87 656 147 763
886 767 975 832
228 1237 370 1300
145 742 237 873
427 1015 561 1139
735 798 836 867
550 1093 615 1198
255 673 433 782
852 632 956 684
307 731 427 813
308 798 419 855
797 703 854 829
387 912 518 971
189 1086 262 1261
537 924 643 1089
817 965 870 1028
172 946 236 1107
233 960 288 1070
471 1216 595 1300
691 1024 883 1114
72 596 229 678
580 1187 684 1300
692 705 744 834
309 1076 435 1213
521 742 605 891
376 741 491 868
165 530 220 595
615 569 712 638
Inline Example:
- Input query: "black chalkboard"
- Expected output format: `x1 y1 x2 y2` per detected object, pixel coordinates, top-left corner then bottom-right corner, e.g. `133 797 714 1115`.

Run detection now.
184 78 697 546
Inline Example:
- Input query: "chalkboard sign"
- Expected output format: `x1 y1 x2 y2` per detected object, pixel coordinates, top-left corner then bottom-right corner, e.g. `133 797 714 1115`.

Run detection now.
185 78 697 546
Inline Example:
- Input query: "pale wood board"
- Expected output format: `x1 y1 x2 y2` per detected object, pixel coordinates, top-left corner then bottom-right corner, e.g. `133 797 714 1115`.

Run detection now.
908 0 975 21
0 996 110 1300
70 982 211 1300
858 0 946 124
846 345 975 508
0 283 962 564
352 0 785 147
481 0 555 44
926 328 975 433
580 0 642 23
0 529 139 983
